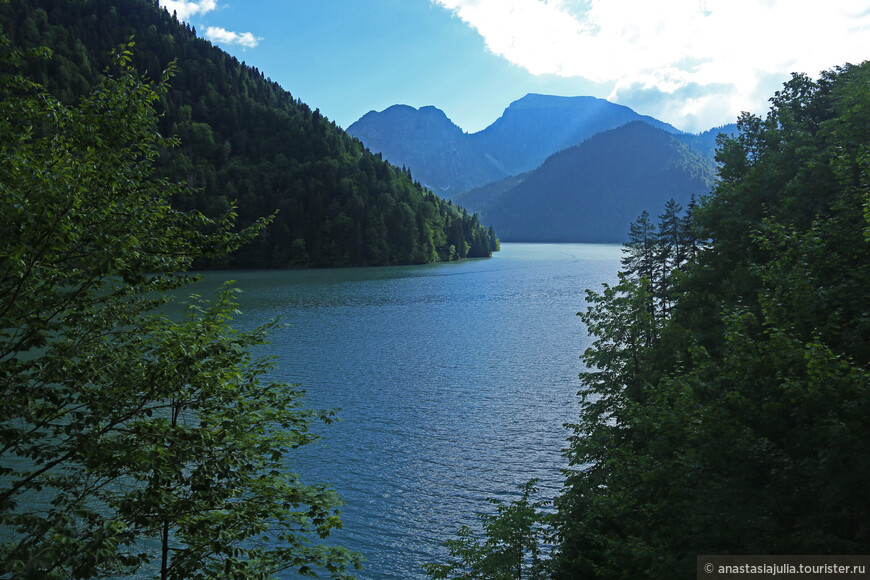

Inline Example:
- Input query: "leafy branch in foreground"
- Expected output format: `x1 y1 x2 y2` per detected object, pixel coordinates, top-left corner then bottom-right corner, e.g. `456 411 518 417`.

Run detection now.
0 36 359 578
423 480 552 580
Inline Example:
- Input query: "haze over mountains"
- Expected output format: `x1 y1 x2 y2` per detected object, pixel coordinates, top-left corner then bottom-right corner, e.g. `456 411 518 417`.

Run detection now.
349 94 736 242
348 104 506 198
455 121 717 242
349 94 687 196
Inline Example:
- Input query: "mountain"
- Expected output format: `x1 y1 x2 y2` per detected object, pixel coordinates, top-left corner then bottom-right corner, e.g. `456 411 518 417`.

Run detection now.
347 105 505 197
469 94 682 176
675 123 739 158
348 94 683 196
1 0 497 268
453 121 717 242
448 173 530 221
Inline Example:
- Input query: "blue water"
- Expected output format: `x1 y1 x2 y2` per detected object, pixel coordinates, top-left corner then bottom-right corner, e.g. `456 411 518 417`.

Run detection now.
195 243 621 578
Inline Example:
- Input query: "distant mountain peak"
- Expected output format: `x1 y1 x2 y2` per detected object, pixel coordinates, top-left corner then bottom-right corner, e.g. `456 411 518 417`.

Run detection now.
455 120 717 243
347 104 503 194
350 94 715 198
352 104 463 135
419 104 448 115
360 103 453 120
507 93 607 110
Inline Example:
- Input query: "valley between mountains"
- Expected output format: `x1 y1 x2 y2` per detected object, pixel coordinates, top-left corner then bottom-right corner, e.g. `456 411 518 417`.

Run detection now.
348 94 736 242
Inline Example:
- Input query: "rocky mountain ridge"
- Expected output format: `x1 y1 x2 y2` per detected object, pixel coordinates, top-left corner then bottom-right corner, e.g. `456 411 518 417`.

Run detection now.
348 93 690 196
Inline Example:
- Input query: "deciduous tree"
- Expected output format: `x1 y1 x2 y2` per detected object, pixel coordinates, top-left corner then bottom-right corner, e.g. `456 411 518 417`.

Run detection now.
0 38 359 578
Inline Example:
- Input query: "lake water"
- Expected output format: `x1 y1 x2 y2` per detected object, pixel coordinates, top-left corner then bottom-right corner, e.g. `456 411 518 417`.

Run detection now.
194 243 621 578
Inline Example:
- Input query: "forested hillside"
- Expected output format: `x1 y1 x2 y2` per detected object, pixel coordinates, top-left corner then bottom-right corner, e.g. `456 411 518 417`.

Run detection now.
468 94 681 179
454 121 716 242
674 122 738 157
0 0 497 268
424 62 870 579
558 63 870 577
556 62 870 578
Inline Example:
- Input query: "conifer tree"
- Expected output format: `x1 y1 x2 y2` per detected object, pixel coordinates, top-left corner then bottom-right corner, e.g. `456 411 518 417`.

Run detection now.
555 62 870 579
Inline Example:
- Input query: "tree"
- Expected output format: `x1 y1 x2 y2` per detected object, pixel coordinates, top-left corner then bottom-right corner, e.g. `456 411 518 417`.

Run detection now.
554 62 870 579
0 38 360 578
1 0 497 270
423 480 552 580
620 210 659 296
488 225 500 252
655 199 684 313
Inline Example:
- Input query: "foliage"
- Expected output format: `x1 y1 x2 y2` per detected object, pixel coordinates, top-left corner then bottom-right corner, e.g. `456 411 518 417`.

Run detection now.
0 36 359 578
554 61 870 579
423 480 552 580
0 0 496 269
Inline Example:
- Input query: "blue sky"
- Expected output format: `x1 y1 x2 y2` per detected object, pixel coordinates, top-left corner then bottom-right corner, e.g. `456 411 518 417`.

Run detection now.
159 0 869 134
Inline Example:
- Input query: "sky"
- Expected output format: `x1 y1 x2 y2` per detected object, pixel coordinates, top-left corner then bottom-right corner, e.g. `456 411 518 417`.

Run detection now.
157 0 870 134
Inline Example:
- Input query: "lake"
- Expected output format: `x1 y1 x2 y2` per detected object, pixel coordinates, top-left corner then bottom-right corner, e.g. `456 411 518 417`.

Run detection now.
194 243 622 578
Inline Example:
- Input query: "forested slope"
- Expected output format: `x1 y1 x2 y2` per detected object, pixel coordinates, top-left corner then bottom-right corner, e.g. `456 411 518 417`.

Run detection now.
557 62 870 578
0 0 498 268
455 121 716 242
349 94 684 197
424 62 870 579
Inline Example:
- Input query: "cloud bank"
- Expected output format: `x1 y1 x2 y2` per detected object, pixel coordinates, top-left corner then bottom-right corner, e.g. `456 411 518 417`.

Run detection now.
431 0 870 130
204 27 263 49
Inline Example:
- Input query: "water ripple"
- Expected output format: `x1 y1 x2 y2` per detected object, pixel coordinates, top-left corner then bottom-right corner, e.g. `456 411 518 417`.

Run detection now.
193 243 621 579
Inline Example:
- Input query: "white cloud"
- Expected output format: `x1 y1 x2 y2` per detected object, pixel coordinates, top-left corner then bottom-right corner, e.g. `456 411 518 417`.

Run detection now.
205 26 263 49
158 0 217 21
158 1 262 51
431 0 870 130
